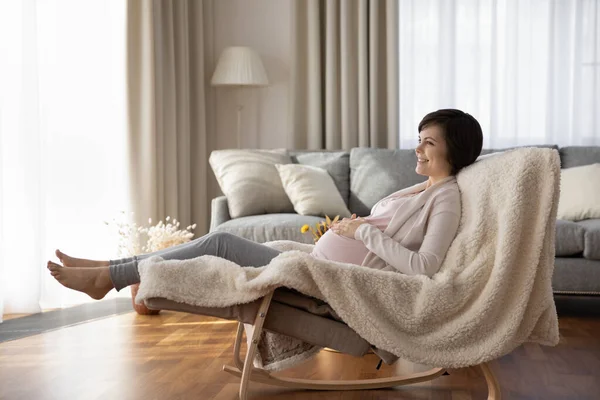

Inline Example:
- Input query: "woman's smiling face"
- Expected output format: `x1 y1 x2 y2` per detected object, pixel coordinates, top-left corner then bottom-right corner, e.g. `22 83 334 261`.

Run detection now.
415 124 453 181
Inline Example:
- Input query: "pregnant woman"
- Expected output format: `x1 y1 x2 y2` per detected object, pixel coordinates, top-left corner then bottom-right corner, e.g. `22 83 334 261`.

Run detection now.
48 109 483 300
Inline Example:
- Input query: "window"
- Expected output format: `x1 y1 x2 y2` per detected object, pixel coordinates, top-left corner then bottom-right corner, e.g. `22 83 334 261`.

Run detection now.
398 0 599 148
0 0 130 317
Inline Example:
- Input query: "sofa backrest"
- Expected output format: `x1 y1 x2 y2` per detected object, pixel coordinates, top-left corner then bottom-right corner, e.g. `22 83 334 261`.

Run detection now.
559 146 600 168
480 144 558 156
348 148 424 216
348 144 562 216
289 145 598 217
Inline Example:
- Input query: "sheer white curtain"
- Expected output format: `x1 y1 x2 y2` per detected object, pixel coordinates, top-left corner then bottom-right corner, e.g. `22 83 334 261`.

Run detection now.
398 0 600 149
0 0 130 322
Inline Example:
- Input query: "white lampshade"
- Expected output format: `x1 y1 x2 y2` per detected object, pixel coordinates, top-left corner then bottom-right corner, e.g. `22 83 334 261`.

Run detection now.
211 46 269 87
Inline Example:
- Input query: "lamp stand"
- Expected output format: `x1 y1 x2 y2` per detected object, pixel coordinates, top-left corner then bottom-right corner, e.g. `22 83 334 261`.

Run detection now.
236 87 243 148
236 104 243 148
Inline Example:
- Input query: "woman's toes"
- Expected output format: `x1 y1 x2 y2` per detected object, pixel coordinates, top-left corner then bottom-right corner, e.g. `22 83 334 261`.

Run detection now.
47 262 62 279
55 249 74 267
48 261 62 271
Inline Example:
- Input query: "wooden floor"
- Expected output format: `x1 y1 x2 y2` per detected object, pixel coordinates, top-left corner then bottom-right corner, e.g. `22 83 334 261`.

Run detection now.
0 308 599 400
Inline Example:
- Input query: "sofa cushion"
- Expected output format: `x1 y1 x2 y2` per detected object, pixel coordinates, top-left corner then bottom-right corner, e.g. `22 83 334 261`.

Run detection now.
553 257 600 293
349 148 425 216
555 219 585 256
576 219 600 260
209 149 294 219
213 213 325 244
290 151 350 206
559 146 600 168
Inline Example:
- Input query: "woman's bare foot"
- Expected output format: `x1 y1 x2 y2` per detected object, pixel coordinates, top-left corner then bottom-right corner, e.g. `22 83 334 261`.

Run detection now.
47 261 113 300
55 249 110 268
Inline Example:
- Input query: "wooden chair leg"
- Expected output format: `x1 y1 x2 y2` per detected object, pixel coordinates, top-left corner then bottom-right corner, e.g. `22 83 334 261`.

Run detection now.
232 322 244 371
479 362 501 400
237 291 274 400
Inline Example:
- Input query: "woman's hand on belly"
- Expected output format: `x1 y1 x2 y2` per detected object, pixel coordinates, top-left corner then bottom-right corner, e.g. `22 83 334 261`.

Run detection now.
330 214 368 238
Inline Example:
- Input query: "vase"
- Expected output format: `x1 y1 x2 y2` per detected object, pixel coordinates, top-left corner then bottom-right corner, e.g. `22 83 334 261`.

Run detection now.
130 283 160 315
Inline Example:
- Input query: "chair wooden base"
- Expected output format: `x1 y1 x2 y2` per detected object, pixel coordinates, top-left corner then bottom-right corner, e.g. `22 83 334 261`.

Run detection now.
222 291 501 400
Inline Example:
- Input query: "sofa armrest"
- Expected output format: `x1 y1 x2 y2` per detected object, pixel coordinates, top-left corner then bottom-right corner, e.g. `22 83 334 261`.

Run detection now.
210 196 231 232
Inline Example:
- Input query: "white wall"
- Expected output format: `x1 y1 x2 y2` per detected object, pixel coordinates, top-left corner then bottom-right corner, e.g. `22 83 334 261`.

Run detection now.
209 0 291 150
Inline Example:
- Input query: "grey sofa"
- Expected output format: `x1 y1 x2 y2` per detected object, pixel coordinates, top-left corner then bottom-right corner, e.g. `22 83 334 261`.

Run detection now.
210 146 600 295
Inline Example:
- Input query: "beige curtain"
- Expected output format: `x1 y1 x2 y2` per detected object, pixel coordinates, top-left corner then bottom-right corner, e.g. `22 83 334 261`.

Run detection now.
127 0 212 235
290 0 399 150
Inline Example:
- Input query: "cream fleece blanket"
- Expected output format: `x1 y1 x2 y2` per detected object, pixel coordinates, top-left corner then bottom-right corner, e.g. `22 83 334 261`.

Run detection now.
135 147 560 370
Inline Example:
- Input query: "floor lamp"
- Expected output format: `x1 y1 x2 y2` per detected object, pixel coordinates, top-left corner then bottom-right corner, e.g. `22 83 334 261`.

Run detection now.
211 46 269 148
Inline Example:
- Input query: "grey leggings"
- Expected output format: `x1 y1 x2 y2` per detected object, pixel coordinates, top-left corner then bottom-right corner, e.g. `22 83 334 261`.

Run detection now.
108 231 282 291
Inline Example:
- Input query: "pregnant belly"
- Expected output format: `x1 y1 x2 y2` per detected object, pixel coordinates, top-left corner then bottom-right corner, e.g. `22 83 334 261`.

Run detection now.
310 229 370 265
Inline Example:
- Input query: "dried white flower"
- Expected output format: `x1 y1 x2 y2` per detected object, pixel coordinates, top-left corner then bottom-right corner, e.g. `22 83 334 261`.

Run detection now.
106 212 197 257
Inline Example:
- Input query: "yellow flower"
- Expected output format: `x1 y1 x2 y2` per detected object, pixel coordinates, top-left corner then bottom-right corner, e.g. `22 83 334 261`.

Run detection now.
299 215 342 242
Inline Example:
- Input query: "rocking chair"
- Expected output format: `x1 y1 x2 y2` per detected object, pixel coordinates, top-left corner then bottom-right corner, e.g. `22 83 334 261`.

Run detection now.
144 287 501 399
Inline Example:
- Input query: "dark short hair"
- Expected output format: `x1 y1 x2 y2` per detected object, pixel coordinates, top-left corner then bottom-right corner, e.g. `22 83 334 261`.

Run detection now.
418 109 483 175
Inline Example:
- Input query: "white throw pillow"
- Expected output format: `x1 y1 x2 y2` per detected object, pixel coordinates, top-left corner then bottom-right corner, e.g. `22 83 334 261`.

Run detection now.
275 163 351 218
557 163 600 221
209 149 294 218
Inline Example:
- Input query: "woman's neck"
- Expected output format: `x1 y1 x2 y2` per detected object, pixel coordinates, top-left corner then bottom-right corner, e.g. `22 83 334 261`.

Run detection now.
427 175 452 189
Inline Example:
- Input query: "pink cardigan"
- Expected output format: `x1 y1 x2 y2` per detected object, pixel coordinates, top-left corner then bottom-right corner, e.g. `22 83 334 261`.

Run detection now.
354 175 461 277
